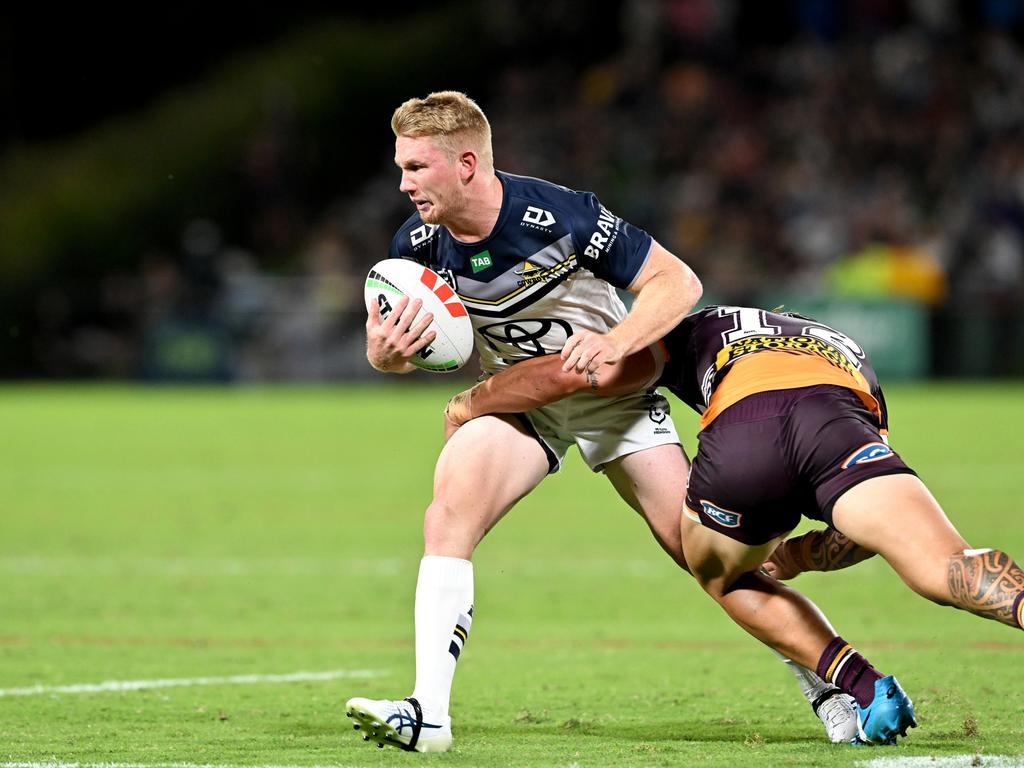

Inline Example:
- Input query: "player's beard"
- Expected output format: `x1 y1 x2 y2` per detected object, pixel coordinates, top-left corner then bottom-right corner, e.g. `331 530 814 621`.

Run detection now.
424 185 470 228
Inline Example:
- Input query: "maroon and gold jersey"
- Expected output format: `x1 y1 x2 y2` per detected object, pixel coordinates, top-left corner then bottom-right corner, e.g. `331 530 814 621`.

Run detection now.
659 306 890 432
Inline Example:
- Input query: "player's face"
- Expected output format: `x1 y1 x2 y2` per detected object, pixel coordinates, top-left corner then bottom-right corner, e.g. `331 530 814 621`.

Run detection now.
394 135 465 226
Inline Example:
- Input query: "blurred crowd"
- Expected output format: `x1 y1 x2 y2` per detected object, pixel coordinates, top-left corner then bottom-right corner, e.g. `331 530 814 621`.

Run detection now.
35 0 1024 379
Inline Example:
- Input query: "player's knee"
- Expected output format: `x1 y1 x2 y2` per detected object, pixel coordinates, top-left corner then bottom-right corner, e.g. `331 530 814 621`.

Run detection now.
686 557 735 599
423 499 481 555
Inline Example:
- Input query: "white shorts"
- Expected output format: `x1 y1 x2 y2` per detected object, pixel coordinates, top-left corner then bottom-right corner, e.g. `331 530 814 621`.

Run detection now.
519 388 681 473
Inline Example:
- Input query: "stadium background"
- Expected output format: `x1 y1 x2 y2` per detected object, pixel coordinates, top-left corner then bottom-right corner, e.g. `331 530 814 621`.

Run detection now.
3 3 1024 766
2 0 1023 381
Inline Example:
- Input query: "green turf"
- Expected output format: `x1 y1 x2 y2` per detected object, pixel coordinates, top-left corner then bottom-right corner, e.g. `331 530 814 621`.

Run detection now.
0 381 1022 767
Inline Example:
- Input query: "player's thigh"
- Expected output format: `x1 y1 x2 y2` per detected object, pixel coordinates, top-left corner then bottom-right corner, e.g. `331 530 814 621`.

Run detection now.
603 444 690 566
831 473 968 593
680 513 780 596
433 413 550 522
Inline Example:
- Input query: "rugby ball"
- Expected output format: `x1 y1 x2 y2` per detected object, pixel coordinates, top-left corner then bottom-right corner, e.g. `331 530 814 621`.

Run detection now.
364 259 474 373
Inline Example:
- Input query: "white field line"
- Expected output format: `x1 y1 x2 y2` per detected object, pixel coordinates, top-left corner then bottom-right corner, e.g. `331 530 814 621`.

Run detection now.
862 756 1024 768
0 668 385 697
2 764 367 768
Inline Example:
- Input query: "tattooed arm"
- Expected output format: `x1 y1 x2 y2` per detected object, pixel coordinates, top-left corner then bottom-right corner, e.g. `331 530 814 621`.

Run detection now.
444 347 657 440
763 527 877 580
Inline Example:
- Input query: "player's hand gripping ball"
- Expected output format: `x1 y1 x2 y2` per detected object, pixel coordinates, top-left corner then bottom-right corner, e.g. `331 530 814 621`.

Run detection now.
364 260 474 373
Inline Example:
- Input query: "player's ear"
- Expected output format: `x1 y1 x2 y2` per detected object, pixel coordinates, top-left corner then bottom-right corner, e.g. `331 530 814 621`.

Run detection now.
457 150 477 183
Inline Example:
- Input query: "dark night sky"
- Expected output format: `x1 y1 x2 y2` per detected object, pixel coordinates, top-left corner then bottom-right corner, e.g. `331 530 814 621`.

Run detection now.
0 2 861 149
4 2 1017 150
0 7 412 148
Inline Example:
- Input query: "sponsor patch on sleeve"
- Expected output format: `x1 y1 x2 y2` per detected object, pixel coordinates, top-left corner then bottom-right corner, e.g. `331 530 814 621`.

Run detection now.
841 441 894 469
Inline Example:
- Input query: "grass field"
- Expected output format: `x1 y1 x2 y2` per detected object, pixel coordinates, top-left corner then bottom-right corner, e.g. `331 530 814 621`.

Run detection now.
1 381 1022 768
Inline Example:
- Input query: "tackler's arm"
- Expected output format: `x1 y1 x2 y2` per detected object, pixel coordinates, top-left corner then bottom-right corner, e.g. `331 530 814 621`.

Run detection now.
762 527 877 580
444 348 658 435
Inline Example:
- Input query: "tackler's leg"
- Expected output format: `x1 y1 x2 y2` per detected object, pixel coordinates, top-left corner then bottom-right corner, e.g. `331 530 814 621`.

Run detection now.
680 513 916 745
604 447 857 742
831 473 1024 630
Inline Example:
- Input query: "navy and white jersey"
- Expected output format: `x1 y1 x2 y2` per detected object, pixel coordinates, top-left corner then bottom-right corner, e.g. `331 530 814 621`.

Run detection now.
388 171 654 374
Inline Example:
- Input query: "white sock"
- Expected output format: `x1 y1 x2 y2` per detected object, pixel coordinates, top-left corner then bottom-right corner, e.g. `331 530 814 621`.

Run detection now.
771 647 834 704
411 555 474 720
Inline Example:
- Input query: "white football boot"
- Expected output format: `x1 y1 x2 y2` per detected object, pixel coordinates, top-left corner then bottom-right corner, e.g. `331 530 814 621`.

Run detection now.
812 688 860 743
345 696 453 753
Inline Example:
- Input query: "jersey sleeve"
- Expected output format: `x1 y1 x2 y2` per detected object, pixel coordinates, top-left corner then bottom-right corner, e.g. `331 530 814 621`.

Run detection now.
570 191 653 289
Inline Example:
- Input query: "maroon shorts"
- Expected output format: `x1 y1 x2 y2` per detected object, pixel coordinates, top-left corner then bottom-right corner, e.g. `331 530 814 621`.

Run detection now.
685 385 916 545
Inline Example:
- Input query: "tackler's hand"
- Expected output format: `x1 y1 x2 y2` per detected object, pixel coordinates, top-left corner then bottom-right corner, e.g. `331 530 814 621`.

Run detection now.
560 330 626 374
761 540 803 581
366 295 437 373
443 387 476 443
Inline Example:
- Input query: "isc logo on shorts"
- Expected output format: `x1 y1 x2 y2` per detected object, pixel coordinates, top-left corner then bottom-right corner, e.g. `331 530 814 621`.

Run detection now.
841 441 894 469
700 500 742 528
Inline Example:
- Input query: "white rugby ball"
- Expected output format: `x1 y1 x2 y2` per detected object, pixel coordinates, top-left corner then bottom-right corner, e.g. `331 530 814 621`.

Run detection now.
364 259 474 373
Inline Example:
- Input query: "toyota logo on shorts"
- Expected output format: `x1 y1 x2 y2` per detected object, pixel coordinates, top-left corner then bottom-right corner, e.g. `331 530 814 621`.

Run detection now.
477 319 573 357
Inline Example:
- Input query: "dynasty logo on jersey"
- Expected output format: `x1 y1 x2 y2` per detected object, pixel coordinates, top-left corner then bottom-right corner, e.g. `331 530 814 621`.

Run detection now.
410 224 439 248
521 206 556 229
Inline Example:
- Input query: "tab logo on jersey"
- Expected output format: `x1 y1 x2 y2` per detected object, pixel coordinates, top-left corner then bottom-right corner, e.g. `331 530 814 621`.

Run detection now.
841 442 894 469
700 500 742 528
410 224 439 247
521 206 555 228
470 251 493 273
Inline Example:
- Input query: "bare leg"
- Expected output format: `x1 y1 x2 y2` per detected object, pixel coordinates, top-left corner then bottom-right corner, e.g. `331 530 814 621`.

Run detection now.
425 413 550 557
831 473 1024 628
679 513 837 669
603 444 691 571
607 453 857 738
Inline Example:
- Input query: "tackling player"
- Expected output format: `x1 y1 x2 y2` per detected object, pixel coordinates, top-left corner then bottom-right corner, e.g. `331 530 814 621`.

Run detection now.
444 304 1024 744
346 92 858 752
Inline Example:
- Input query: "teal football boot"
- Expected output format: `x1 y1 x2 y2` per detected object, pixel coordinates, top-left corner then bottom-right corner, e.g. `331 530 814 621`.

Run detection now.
853 675 917 745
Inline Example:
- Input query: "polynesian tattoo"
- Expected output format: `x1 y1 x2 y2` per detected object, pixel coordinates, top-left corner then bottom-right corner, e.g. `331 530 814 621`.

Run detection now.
770 528 876 579
947 549 1024 628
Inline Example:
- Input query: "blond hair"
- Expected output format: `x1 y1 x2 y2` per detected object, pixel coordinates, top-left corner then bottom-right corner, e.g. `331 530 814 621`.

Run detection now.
391 91 493 171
